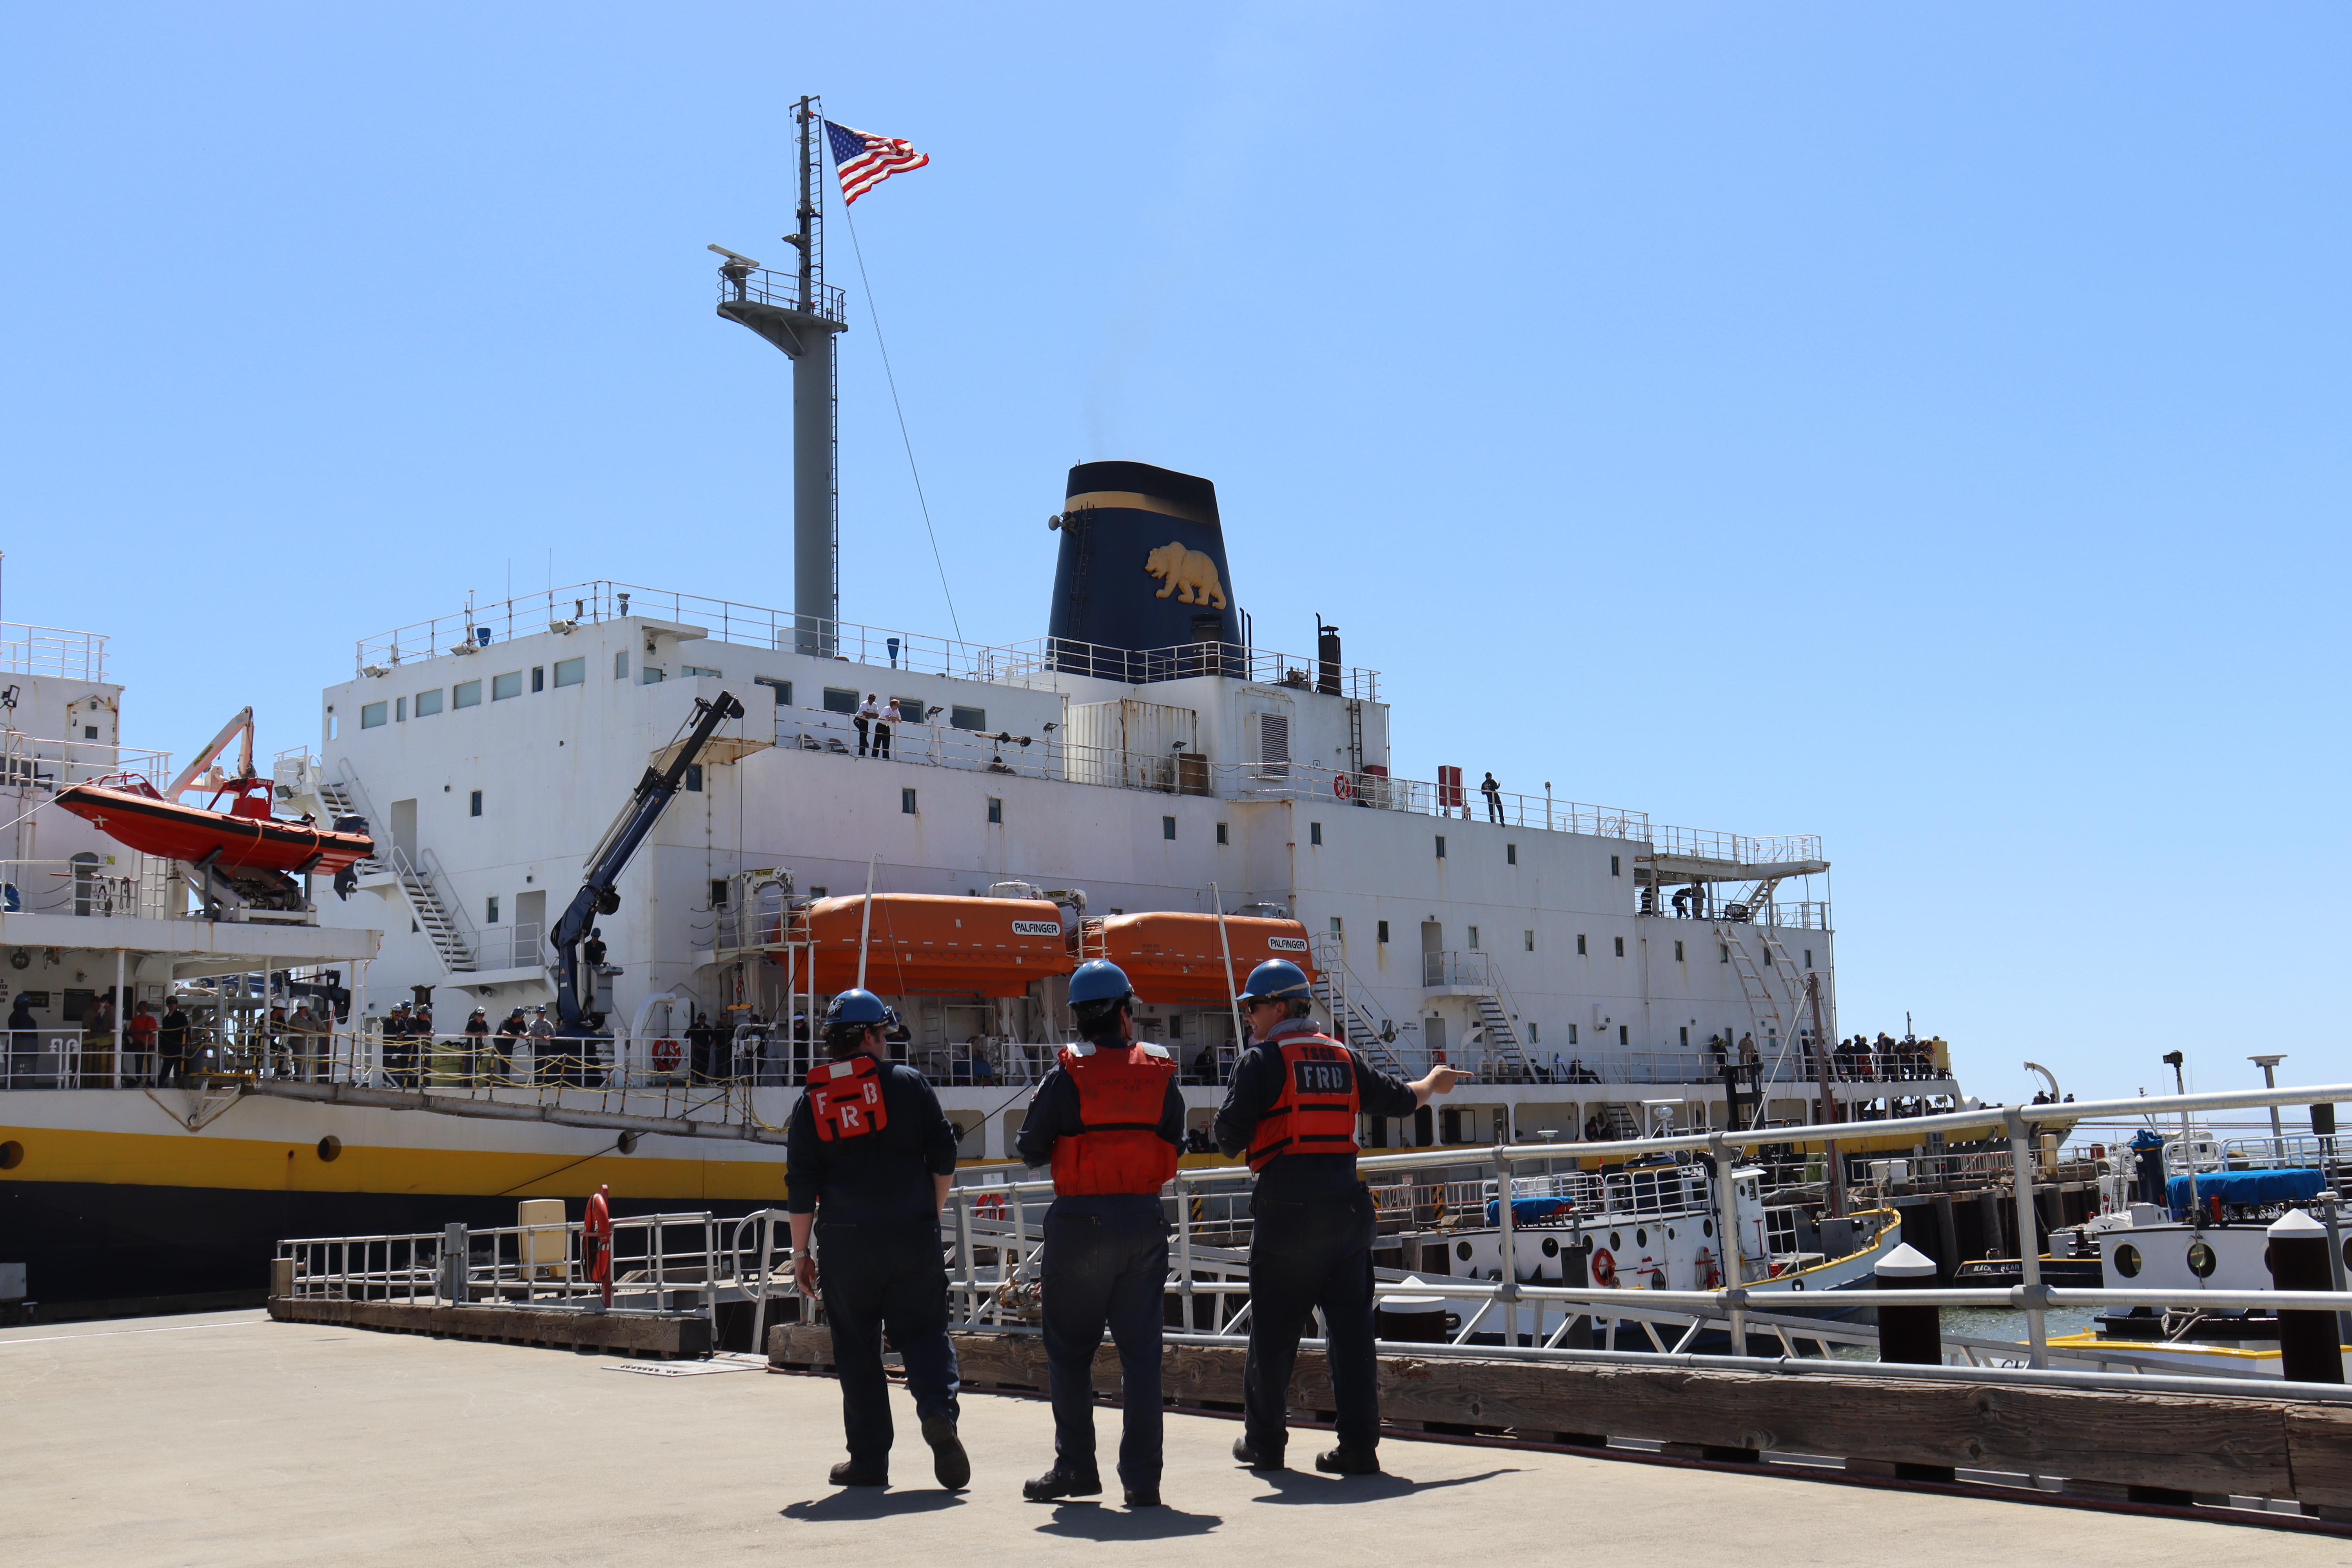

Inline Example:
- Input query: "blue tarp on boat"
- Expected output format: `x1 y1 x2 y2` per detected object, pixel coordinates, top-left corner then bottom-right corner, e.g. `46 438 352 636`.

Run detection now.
2165 1167 2325 1218
1483 1196 1578 1226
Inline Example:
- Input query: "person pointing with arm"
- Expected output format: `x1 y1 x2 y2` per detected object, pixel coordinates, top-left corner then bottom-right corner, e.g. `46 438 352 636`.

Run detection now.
1214 958 1469 1477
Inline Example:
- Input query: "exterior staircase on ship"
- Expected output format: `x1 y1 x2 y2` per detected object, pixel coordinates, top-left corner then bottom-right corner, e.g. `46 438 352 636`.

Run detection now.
317 773 477 973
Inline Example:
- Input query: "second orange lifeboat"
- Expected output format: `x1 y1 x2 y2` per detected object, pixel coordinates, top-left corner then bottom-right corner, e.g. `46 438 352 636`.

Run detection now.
1078 911 1316 1005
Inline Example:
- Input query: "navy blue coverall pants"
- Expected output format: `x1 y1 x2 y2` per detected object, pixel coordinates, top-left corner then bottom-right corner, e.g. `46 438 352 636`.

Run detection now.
1241 1185 1381 1457
1042 1196 1169 1488
817 1218 961 1469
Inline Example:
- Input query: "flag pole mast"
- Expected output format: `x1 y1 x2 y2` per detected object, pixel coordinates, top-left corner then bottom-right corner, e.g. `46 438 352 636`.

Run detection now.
795 95 820 313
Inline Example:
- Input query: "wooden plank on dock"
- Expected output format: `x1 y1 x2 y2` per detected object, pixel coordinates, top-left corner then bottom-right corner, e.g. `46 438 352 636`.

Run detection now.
768 1325 2332 1503
271 1295 712 1357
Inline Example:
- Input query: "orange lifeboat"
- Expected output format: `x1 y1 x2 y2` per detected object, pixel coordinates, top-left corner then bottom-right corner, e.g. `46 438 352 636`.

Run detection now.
789 894 1070 997
1078 912 1316 1005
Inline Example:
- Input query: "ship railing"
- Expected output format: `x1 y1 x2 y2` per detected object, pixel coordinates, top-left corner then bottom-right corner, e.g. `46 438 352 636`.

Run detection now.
717 266 848 325
2216 1133 2340 1170
1644 898 1833 930
0 621 108 682
0 736 172 794
902 1078 2352 1391
0 853 184 922
1005 635 1383 701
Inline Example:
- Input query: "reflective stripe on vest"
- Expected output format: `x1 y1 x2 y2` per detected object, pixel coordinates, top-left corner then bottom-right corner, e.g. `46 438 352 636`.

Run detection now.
1246 1034 1360 1171
1051 1042 1179 1195
806 1054 889 1142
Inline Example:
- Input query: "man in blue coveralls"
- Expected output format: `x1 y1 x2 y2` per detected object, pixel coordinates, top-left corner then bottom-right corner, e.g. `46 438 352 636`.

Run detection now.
1215 958 1469 1476
787 988 970 1491
1014 959 1187 1508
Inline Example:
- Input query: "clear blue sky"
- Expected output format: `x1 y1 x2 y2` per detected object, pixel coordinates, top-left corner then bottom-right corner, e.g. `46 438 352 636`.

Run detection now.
5 5 2346 1104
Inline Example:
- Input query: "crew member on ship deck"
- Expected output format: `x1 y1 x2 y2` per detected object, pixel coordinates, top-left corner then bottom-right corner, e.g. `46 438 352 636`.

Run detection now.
1013 959 1185 1508
1214 959 1468 1477
786 988 969 1492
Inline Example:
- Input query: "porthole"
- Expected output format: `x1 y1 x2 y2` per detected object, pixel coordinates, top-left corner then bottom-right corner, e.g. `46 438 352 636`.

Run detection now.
1666 1227 1676 1241
2186 1241 2218 1278
0 1139 21 1170
2112 1243 2141 1279
1702 1219 1713 1238
1541 1236 1559 1257
1635 1228 1648 1248
1610 1231 1622 1251
1456 1240 1473 1261
315 1136 342 1162
617 1131 639 1155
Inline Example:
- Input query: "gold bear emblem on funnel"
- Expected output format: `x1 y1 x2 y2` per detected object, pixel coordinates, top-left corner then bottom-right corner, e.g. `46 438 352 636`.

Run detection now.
1144 542 1227 609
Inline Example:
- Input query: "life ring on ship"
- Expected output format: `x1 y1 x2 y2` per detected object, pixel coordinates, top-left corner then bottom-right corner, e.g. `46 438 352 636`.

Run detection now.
974 1191 1006 1221
651 1036 682 1073
1333 774 1355 800
583 1189 614 1284
1696 1250 1722 1290
1590 1247 1617 1288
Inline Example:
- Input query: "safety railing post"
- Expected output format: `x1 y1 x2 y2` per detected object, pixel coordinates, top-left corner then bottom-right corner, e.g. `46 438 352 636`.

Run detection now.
1711 1133 1746 1356
1176 1168 1195 1332
2007 1109 2047 1368
954 1189 976 1325
1495 1145 1518 1347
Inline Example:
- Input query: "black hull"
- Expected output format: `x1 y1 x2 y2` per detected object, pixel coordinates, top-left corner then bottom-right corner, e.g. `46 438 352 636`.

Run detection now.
1 1180 774 1311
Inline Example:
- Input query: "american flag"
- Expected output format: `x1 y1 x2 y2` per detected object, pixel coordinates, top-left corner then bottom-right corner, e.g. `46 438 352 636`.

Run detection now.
824 120 929 205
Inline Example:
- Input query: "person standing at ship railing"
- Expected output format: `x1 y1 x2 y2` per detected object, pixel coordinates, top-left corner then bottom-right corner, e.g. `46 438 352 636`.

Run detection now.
786 987 968 1493
1480 771 1503 824
1213 958 1470 1477
875 698 900 760
461 1007 490 1087
855 694 878 757
1012 959 1187 1509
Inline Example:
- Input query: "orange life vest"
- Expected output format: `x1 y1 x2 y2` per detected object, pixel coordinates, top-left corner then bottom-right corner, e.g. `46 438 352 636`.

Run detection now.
806 1054 889 1142
1246 1033 1360 1171
1051 1043 1179 1195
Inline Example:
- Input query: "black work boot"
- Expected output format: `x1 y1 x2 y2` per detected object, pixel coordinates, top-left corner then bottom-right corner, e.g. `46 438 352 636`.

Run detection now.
1232 1436 1285 1469
1315 1446 1381 1476
1123 1485 1163 1507
828 1459 888 1486
921 1414 970 1490
1022 1466 1102 1501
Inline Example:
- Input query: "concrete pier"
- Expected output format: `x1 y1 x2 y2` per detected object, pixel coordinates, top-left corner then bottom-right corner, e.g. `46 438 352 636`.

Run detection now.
4 1310 2343 1566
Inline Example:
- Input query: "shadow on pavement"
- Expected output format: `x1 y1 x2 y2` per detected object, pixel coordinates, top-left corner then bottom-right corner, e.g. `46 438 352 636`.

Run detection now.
1034 1502 1223 1540
782 1489 968 1521
1248 1466 1520 1503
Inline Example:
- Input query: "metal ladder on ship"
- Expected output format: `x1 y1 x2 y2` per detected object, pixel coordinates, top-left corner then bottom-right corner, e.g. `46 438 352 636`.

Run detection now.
319 772 477 973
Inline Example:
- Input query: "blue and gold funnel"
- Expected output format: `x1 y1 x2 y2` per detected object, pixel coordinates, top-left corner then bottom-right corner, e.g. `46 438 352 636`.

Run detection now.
1047 461 1241 681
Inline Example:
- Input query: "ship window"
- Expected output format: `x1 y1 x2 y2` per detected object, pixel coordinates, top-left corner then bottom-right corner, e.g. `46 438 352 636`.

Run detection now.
986 797 1002 825
416 689 443 717
1613 936 1625 957
1674 940 1685 962
641 666 666 684
1524 930 1534 951
1610 855 1621 877
684 765 702 792
1507 843 1517 865
1435 835 1446 860
1310 821 1322 846
950 704 985 730
1567 1024 1578 1045
1720 944 1730 963
1619 1024 1628 1045
755 675 790 705
1528 1022 1539 1045
453 680 481 709
2186 1240 2218 1278
1467 926 1480 949
892 698 926 723
485 895 499 924
1162 816 1176 840
2112 1243 2141 1279
613 651 629 681
823 687 858 714
1804 949 1814 968
1330 916 1343 935
1577 934 1587 955
554 657 585 688
1373 920 1388 944
1679 1026 1688 1046
683 665 722 679
469 790 482 817
361 702 388 730
902 788 918 815
532 666 544 693
83 726 96 739
492 671 522 701
1215 822 1228 845
710 880 728 907
396 697 407 722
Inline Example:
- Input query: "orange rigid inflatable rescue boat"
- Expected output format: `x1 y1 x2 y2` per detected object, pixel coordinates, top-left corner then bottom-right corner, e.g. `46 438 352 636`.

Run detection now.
1079 912 1315 1004
790 894 1070 996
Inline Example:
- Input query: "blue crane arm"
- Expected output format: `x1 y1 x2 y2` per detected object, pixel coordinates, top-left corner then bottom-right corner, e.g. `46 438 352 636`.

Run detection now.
552 691 746 1029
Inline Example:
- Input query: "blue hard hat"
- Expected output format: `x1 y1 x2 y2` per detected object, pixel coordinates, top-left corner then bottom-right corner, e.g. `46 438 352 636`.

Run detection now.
1236 958 1312 1004
825 989 891 1028
1067 959 1134 1007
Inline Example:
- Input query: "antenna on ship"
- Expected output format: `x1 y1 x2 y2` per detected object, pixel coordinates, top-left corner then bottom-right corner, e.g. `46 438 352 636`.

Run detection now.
711 94 847 657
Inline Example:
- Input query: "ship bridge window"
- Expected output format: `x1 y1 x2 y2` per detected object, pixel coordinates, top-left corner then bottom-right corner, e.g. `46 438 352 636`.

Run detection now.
453 680 481 709
755 675 791 704
823 687 859 714
892 698 927 722
492 671 523 701
416 689 444 717
361 702 388 730
950 705 985 730
641 666 666 684
554 657 586 688
683 665 722 679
